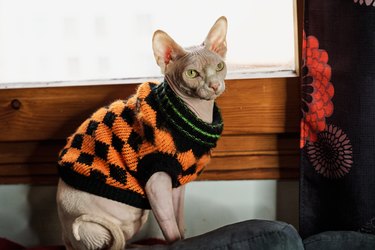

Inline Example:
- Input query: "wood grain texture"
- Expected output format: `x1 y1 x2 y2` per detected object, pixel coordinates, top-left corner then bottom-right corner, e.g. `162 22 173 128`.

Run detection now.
0 78 299 142
0 77 300 184
0 83 138 142
217 78 300 135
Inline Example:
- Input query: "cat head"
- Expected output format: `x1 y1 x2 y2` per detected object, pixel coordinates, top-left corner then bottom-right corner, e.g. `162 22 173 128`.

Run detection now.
152 16 227 101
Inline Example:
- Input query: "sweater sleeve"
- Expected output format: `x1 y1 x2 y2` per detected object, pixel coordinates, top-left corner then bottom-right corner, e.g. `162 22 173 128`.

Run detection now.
136 152 183 188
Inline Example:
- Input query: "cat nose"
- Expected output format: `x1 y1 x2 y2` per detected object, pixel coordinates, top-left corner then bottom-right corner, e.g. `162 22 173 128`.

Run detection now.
209 82 219 91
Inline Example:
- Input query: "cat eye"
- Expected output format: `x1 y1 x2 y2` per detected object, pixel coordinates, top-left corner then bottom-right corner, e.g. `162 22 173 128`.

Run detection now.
185 69 199 78
216 62 225 72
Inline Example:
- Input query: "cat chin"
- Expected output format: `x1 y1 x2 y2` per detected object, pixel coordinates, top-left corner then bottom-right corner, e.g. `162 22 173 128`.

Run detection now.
199 96 215 101
196 91 221 101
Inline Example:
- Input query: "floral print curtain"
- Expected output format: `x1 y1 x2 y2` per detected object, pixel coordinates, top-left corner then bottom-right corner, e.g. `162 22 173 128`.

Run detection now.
300 0 375 238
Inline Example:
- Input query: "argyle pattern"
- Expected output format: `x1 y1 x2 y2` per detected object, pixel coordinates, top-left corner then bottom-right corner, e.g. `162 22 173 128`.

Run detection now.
58 81 223 209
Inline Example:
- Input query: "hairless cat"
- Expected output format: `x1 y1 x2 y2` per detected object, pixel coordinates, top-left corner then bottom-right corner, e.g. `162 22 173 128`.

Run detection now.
56 16 228 250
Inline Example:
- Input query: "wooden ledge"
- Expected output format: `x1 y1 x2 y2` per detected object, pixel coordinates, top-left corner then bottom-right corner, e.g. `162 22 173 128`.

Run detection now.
0 78 300 184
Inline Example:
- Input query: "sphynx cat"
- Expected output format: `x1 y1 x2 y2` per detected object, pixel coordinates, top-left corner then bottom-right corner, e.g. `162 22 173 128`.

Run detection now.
56 16 227 249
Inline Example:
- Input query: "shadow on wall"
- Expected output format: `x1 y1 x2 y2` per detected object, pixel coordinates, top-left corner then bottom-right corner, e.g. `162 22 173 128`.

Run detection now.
28 185 62 246
276 181 299 230
275 64 301 229
0 185 62 247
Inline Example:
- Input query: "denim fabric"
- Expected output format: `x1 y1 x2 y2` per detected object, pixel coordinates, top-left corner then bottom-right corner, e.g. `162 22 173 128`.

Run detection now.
304 231 375 250
130 220 304 250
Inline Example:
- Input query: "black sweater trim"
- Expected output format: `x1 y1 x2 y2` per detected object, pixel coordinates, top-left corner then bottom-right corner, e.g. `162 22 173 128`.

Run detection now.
58 166 151 209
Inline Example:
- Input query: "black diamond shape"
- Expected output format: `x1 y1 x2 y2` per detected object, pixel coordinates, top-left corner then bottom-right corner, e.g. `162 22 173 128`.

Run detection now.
103 111 117 128
144 94 162 128
143 123 155 144
89 169 107 183
86 120 99 135
109 164 127 184
182 164 197 176
128 131 142 152
112 133 125 153
192 146 208 159
95 141 109 160
120 107 135 126
77 152 94 166
71 134 84 149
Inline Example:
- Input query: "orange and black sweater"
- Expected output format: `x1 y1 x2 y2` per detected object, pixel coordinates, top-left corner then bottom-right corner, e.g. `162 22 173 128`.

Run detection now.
58 81 223 209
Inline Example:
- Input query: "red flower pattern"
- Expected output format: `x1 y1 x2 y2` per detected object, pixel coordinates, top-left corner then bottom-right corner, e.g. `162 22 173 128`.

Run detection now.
300 31 334 148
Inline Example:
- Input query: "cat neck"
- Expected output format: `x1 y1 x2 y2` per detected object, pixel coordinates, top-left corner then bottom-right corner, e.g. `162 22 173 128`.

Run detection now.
165 79 214 124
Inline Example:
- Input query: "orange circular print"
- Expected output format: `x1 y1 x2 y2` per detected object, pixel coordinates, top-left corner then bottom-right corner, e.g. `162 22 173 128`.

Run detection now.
301 31 334 148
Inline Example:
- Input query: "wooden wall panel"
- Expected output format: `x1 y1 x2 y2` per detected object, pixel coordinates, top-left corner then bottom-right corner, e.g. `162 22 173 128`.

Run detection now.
218 78 300 134
0 84 138 141
0 78 299 141
0 78 300 184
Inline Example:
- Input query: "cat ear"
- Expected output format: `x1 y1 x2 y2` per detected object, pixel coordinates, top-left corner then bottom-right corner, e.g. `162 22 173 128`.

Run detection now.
204 16 228 58
152 30 186 73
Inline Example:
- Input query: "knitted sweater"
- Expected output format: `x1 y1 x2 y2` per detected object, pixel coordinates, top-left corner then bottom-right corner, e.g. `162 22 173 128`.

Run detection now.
58 81 223 209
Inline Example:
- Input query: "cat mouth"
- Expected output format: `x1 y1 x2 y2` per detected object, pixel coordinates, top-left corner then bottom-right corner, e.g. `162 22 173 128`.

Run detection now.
197 87 223 100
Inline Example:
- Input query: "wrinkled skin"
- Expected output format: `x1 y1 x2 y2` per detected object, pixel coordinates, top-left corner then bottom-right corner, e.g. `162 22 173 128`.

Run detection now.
57 16 227 249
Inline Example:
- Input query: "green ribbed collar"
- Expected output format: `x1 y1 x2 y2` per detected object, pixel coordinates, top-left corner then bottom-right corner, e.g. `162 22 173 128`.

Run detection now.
153 80 223 148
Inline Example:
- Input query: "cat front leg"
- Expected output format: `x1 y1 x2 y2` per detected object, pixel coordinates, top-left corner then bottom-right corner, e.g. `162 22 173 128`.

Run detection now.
172 185 185 238
145 172 182 242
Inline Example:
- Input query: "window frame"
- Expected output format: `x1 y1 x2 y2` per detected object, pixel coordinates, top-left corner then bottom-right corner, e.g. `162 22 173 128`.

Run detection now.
0 0 302 184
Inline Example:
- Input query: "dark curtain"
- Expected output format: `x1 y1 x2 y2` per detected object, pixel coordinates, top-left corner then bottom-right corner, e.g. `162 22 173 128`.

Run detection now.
300 0 375 238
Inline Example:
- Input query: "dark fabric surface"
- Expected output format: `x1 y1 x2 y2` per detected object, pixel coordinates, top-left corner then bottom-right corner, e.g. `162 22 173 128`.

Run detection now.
4 221 375 249
130 220 303 250
300 0 375 238
303 231 375 250
0 237 64 250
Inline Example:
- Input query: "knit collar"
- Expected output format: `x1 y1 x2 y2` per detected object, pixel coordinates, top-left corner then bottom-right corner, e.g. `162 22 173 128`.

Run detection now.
152 80 224 148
